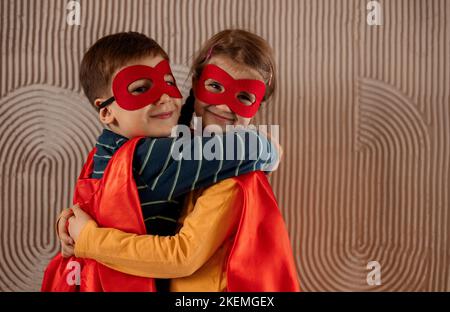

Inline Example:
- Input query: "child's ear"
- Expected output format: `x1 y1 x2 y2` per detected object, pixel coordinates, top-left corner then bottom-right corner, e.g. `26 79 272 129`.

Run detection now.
94 98 115 125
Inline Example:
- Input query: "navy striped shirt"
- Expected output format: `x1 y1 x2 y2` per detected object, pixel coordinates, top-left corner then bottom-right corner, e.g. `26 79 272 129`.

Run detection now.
92 128 277 235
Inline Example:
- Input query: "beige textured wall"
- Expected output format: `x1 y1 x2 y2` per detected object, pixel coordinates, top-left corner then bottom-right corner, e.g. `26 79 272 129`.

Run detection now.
0 0 449 291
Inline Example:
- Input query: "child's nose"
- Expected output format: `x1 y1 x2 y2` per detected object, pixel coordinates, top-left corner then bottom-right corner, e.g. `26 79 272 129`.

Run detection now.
155 93 171 105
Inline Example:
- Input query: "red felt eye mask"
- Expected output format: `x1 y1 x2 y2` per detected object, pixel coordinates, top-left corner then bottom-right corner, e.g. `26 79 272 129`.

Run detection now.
195 64 266 118
111 60 182 111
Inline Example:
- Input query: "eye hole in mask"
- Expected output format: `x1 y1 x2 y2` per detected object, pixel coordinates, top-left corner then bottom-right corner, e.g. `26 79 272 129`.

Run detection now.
128 79 153 95
204 79 257 107
127 75 176 96
205 79 225 94
235 91 256 107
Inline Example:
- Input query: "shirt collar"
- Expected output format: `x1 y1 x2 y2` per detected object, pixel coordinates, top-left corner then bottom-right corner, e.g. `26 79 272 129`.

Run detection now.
97 128 128 151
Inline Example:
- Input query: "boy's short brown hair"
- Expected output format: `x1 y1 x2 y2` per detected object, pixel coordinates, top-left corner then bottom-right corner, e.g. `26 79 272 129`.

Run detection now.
80 31 168 108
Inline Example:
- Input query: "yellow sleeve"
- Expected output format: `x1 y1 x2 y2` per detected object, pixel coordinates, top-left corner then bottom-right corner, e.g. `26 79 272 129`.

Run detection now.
74 179 242 279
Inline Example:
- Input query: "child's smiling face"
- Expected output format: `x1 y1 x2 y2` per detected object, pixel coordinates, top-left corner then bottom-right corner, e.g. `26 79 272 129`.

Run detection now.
96 54 182 138
193 55 265 131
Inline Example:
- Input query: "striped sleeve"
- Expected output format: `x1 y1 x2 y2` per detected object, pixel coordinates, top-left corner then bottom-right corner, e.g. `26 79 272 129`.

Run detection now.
133 130 279 201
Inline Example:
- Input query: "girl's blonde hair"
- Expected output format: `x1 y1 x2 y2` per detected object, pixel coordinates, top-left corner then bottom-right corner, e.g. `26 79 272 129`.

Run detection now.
191 29 276 102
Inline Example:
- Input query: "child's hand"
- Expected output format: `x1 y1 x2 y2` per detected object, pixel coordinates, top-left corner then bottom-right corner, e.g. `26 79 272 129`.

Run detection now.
68 204 94 242
57 208 75 258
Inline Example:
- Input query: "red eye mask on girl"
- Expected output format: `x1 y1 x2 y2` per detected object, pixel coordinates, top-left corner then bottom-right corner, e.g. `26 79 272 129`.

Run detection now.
195 64 266 118
98 60 182 110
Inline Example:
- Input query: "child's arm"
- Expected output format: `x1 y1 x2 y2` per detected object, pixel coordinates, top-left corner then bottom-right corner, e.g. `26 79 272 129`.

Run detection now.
72 179 241 278
133 129 279 200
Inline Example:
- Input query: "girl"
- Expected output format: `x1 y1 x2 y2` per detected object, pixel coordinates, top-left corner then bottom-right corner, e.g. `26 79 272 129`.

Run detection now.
66 29 299 291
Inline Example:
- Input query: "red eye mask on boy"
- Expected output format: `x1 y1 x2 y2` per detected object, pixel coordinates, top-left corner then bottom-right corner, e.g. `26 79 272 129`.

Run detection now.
195 64 266 118
98 60 182 110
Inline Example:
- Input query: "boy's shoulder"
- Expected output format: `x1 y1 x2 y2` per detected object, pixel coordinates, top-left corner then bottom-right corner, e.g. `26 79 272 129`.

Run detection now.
90 129 129 179
96 129 128 151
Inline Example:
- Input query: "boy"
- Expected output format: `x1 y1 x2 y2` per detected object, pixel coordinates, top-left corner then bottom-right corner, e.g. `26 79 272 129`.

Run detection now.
41 32 278 292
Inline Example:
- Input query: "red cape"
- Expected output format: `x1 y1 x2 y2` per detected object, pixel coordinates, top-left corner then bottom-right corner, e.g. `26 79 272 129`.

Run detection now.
228 171 300 291
42 138 156 291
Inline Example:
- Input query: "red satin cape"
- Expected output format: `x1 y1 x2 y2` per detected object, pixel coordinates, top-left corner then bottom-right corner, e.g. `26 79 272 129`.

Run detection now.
41 138 156 292
227 171 300 291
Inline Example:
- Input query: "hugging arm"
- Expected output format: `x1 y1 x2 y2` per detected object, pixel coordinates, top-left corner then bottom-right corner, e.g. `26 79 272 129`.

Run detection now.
133 129 278 201
72 180 241 278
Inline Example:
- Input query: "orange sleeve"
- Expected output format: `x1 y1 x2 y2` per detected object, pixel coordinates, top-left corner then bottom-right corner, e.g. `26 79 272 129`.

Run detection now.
74 179 242 279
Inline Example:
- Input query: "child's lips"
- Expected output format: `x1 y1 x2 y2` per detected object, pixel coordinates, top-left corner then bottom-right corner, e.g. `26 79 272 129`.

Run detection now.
150 110 174 119
205 108 235 122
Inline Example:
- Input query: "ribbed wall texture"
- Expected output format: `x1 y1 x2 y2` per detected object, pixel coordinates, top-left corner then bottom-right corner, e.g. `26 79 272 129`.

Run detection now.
0 0 449 291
